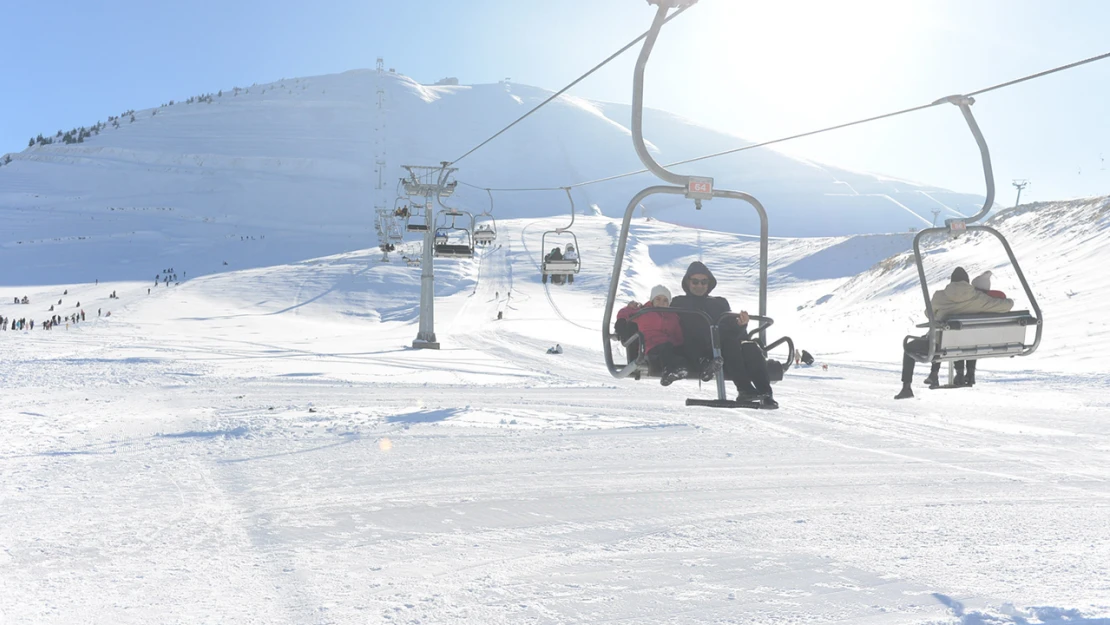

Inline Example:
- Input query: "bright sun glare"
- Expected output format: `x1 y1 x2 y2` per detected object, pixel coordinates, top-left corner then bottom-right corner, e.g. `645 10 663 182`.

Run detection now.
681 1 931 130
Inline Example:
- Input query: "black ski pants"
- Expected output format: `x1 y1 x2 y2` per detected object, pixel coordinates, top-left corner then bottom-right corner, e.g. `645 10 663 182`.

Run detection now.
903 337 974 384
614 319 640 361
685 338 771 395
648 342 689 375
725 339 773 395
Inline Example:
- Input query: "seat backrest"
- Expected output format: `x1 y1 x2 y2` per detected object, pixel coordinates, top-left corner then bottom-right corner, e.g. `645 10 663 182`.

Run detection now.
544 259 578 273
935 310 1035 360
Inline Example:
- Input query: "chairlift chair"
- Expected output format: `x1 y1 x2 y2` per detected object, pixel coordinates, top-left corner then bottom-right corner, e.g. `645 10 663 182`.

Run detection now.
540 231 580 284
473 224 496 246
387 221 404 243
904 95 1043 374
541 188 582 284
601 1 794 409
473 189 498 246
432 208 475 259
405 203 429 232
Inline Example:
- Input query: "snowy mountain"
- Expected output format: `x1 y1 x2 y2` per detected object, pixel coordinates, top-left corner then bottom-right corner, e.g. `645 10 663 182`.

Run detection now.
0 70 986 263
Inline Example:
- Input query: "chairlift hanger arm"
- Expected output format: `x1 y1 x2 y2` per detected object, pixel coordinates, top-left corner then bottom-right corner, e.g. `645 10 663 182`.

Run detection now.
556 187 576 233
932 95 995 226
632 4 693 188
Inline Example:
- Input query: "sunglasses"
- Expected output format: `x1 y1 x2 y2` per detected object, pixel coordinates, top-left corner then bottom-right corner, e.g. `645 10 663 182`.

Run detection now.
689 278 710 286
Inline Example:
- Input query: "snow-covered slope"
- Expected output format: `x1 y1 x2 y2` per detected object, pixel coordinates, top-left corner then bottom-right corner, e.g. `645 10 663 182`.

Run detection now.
3 196 1109 624
1 69 985 256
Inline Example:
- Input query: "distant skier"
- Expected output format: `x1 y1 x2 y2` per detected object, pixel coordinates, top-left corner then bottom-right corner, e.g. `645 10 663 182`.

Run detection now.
546 344 563 355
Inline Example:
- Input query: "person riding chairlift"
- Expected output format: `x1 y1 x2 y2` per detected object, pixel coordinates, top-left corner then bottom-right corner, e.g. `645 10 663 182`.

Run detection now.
671 261 778 409
562 244 578 284
895 267 1014 399
544 247 564 285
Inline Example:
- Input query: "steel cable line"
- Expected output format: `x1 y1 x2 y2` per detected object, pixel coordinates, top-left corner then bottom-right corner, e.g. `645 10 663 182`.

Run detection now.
462 49 1110 193
448 5 692 167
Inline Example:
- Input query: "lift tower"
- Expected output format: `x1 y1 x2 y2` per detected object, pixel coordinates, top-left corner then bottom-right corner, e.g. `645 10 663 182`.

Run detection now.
401 163 459 350
373 57 391 260
1012 179 1029 208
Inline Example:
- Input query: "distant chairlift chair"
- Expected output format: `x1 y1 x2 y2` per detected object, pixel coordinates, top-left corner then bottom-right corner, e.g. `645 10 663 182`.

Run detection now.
473 189 498 246
541 188 582 285
433 209 475 259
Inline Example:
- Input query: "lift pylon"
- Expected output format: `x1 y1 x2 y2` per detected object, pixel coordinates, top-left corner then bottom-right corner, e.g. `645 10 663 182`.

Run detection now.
401 163 460 350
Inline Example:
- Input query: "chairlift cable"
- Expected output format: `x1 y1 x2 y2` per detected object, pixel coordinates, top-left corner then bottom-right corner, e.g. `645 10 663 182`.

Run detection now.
461 48 1110 193
448 5 693 167
967 49 1110 97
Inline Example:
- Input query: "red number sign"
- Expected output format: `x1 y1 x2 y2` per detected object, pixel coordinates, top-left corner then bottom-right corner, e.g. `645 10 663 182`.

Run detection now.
688 180 712 195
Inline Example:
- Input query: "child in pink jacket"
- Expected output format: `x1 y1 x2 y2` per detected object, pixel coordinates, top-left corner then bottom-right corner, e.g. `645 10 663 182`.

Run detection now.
629 285 691 386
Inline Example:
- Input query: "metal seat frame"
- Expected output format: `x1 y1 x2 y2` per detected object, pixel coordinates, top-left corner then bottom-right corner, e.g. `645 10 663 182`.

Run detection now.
907 96 1043 369
601 1 793 409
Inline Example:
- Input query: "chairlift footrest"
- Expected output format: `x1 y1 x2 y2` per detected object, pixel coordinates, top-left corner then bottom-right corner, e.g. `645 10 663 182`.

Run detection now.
685 398 762 409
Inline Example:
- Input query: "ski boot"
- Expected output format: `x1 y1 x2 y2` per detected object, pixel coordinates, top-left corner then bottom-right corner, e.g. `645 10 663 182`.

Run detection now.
661 367 688 387
698 356 723 382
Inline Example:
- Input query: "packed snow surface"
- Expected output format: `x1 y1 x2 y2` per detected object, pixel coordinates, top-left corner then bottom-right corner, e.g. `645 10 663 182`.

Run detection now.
2 191 1109 623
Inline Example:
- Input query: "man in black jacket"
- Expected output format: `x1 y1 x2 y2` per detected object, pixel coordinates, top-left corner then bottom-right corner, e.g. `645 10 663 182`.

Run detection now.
670 261 777 409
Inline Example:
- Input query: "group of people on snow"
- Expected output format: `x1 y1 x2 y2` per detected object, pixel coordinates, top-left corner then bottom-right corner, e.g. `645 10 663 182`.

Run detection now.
895 267 1013 399
614 261 779 410
156 268 182 287
2 309 92 332
543 244 578 285
3 282 128 334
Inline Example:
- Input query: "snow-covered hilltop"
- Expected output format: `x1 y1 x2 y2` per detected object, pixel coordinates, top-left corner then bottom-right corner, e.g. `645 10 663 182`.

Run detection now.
1 68 985 248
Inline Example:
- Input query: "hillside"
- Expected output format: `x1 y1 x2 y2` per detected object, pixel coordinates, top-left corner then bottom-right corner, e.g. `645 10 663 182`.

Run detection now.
3 195 1109 624
0 70 987 279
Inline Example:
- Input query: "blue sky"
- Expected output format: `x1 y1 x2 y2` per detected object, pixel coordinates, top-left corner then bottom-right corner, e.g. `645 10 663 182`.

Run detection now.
2 0 1108 203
